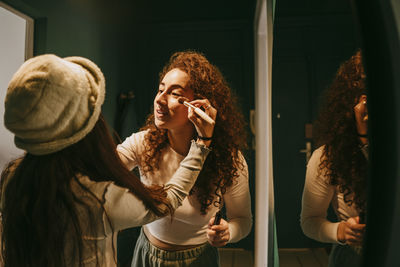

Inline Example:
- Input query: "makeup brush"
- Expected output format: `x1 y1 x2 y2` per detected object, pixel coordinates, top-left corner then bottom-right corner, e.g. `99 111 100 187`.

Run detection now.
178 97 215 124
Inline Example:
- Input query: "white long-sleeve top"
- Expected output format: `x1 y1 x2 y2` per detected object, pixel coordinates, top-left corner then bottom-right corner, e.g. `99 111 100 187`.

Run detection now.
117 130 253 245
300 146 359 244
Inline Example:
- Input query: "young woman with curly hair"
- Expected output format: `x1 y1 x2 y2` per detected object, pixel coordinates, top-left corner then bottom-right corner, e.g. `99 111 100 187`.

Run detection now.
117 51 252 266
0 54 214 267
300 50 368 267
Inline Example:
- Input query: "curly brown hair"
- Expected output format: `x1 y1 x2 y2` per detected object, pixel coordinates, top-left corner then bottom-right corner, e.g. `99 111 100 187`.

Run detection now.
314 50 368 212
139 51 248 214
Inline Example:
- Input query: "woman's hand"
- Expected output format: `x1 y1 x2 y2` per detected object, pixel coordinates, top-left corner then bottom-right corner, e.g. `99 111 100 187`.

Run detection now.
354 95 368 144
337 216 366 246
188 99 217 147
206 217 230 247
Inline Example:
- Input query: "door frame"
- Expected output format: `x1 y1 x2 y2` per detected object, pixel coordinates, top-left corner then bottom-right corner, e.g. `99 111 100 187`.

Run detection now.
0 1 34 60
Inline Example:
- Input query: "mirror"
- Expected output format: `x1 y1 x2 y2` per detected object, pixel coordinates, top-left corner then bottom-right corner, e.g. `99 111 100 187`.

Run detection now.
271 0 367 266
272 1 400 267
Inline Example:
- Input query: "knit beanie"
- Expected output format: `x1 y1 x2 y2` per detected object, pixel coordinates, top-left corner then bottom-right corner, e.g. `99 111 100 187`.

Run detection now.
4 54 105 155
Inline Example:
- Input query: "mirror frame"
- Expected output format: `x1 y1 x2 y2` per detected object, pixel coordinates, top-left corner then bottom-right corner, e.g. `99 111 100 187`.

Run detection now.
352 1 400 266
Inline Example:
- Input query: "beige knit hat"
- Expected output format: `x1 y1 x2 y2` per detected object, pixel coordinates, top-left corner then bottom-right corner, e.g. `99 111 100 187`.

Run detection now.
4 54 105 155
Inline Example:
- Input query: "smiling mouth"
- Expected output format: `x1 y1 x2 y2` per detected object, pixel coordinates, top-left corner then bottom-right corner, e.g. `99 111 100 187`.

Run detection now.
155 108 169 118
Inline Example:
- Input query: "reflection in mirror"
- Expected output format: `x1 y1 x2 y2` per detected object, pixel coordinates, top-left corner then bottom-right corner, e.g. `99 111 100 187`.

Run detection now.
300 50 368 267
271 0 367 266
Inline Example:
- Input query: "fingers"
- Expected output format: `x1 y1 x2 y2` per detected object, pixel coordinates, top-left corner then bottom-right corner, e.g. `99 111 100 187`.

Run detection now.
188 98 217 145
354 103 367 120
354 95 368 137
189 99 217 121
354 95 368 121
208 216 215 227
207 228 229 247
207 218 230 247
188 106 202 126
345 225 364 238
347 216 366 230
338 217 366 246
342 217 366 245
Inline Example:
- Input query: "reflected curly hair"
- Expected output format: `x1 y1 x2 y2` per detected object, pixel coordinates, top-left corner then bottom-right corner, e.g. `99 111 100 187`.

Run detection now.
140 51 247 214
314 50 368 212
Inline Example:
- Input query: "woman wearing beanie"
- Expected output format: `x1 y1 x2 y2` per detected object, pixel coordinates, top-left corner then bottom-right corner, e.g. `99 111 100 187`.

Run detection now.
117 51 252 267
0 54 216 267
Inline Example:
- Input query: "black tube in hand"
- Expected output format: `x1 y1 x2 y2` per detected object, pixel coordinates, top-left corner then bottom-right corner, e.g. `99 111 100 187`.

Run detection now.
213 210 222 225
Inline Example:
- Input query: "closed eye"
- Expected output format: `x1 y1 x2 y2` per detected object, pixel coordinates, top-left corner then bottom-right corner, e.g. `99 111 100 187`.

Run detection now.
171 92 182 97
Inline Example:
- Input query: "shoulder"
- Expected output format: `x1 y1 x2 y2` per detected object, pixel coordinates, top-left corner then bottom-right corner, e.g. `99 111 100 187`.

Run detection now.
1 158 24 191
121 130 148 146
235 150 248 171
0 158 24 210
117 130 149 153
231 150 248 181
306 145 330 186
308 145 325 169
73 175 113 201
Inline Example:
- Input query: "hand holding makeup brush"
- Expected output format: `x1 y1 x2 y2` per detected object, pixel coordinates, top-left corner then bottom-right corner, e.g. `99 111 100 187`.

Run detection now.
178 97 217 146
207 216 230 247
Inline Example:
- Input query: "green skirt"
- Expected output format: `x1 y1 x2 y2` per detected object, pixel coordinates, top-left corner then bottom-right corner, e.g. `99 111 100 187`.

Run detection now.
131 228 220 267
328 244 361 267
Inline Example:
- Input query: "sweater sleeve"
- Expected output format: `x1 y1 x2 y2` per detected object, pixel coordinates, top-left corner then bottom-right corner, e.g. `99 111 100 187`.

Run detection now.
300 147 341 244
116 131 145 170
103 140 210 233
224 152 253 243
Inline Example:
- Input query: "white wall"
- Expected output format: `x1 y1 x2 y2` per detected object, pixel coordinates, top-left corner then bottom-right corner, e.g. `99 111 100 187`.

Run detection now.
0 4 27 170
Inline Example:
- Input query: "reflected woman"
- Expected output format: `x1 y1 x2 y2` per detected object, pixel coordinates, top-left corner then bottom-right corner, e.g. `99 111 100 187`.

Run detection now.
117 51 252 266
300 50 368 267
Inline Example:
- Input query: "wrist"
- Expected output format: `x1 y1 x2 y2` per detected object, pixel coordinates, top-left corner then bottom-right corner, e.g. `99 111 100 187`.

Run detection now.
197 135 212 141
196 138 212 148
357 133 367 138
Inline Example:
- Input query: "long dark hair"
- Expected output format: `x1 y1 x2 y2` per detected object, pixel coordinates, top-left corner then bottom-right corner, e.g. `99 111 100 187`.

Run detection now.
0 114 171 267
314 50 368 212
140 51 247 214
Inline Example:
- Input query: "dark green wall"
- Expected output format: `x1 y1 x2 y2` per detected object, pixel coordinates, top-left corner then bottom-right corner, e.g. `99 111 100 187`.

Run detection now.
3 0 122 125
3 0 256 136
